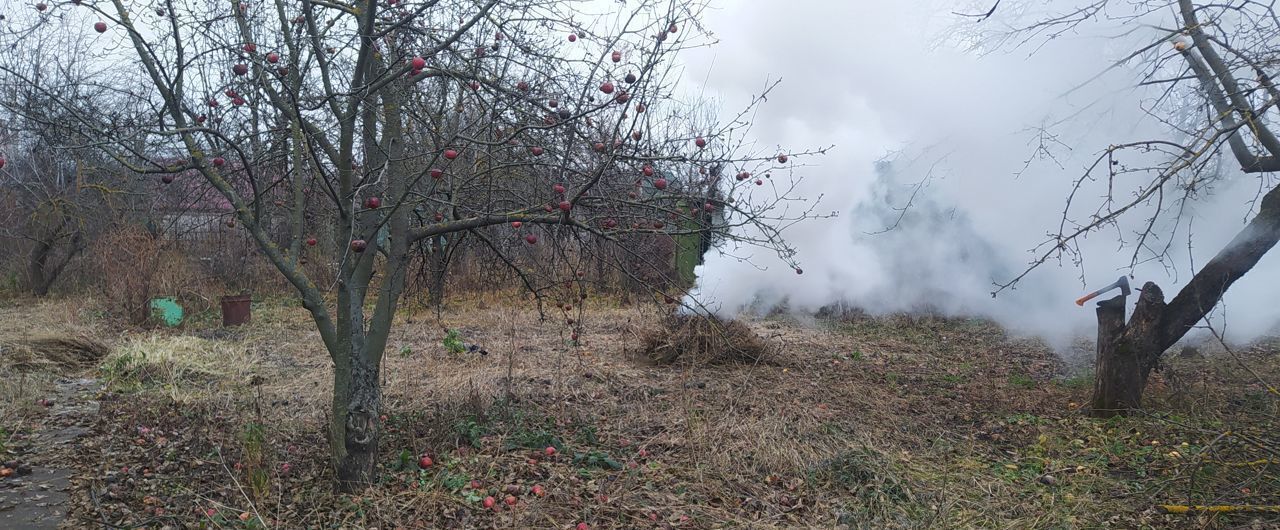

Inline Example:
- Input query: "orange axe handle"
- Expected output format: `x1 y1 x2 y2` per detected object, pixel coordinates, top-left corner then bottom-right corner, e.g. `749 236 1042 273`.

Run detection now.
1075 290 1103 306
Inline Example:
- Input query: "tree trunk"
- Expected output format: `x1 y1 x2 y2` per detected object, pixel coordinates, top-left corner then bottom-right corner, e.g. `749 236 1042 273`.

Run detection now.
331 348 381 492
428 235 446 309
28 239 52 297
1089 295 1141 417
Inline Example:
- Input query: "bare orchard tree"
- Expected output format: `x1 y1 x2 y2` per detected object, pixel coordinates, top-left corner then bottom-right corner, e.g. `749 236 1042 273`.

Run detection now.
0 32 132 296
981 1 1280 416
0 0 817 489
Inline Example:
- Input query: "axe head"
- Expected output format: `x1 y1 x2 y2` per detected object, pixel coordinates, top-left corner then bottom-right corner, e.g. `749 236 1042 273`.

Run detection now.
1075 276 1131 306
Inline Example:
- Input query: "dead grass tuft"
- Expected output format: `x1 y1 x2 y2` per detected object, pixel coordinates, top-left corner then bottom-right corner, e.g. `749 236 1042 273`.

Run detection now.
0 334 110 371
100 334 260 401
640 313 772 365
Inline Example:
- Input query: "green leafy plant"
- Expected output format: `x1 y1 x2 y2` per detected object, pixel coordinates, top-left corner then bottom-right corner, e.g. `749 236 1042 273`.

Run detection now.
573 450 623 470
442 329 466 354
453 417 489 448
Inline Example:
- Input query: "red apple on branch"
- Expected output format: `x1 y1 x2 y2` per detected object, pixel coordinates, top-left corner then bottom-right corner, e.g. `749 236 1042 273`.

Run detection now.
511 221 522 228
611 50 622 63
530 146 544 156
625 73 637 83
444 149 458 160
553 184 566 194
350 239 367 252
212 157 226 167
94 21 107 33
695 136 706 148
306 237 317 246
525 234 538 245
653 178 667 190
599 81 614 94
559 201 572 212
778 153 789 163
365 197 381 209
430 168 443 179
242 43 256 53
567 33 577 42
233 64 249 76
411 56 426 69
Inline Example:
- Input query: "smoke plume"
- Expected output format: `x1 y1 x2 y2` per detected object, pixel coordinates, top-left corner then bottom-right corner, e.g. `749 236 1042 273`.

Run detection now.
682 0 1280 349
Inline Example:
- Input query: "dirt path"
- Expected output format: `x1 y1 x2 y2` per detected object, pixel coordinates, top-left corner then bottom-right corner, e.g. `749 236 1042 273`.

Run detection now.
0 378 100 529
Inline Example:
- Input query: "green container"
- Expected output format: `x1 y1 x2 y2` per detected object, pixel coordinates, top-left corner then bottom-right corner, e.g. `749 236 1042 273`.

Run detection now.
150 297 184 327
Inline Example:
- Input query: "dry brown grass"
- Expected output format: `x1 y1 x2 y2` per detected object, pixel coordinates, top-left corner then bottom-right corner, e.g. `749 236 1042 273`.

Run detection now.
0 335 109 371
0 294 1275 528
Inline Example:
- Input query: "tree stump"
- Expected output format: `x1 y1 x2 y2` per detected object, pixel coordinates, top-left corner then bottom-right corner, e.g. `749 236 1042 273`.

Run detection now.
1089 294 1143 417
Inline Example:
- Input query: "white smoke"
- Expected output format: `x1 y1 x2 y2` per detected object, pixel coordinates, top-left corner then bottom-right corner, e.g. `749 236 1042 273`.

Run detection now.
682 0 1280 348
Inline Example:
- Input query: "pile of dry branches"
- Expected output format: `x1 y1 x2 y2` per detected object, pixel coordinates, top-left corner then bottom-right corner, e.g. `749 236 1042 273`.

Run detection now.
640 313 772 365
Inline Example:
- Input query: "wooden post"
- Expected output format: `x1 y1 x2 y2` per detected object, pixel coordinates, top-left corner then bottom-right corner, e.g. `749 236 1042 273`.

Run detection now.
1089 294 1143 417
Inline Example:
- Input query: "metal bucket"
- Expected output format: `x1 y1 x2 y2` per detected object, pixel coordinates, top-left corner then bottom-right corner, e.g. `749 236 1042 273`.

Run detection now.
219 294 252 326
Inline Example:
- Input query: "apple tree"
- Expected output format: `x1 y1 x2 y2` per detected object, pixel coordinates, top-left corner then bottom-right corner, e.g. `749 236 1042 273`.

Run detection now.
978 0 1280 416
0 0 817 489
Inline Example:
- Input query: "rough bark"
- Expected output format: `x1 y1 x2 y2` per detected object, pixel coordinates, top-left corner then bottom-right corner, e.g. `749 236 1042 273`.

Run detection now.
428 235 446 309
1090 295 1136 417
332 350 381 492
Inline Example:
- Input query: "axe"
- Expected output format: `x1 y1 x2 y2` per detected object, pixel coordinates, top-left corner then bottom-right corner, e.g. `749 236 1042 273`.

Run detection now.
1075 276 1131 306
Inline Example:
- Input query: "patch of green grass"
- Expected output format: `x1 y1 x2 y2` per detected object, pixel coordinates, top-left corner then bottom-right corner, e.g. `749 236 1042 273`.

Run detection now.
1008 373 1036 389
1057 371 1093 389
809 446 924 525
